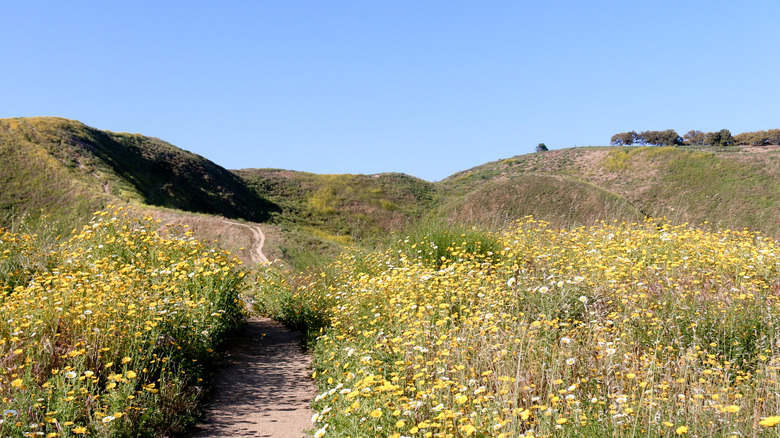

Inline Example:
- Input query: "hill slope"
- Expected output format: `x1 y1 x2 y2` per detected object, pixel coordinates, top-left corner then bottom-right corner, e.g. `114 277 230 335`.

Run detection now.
236 169 437 238
439 145 780 236
439 173 645 229
0 118 111 229
4 116 780 246
0 117 279 227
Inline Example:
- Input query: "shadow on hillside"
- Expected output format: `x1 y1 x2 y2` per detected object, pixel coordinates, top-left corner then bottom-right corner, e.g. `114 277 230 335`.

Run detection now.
75 126 281 222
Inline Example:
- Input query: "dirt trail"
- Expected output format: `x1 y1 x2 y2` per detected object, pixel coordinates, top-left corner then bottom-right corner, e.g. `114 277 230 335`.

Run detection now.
191 317 315 438
220 220 271 264
191 221 315 437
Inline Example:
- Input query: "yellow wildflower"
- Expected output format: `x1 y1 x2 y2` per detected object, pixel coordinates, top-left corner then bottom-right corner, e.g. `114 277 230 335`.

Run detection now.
759 416 780 427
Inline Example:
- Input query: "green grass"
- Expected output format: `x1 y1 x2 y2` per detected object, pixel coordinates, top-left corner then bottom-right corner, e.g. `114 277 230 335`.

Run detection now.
598 146 780 235
439 144 780 239
236 169 440 259
0 117 279 228
392 218 503 269
439 174 646 230
0 119 108 232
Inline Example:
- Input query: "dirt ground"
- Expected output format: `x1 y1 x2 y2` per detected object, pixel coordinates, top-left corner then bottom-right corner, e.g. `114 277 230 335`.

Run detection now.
190 317 316 438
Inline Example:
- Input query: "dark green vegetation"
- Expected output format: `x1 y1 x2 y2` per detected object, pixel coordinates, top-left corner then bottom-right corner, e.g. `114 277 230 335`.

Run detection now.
611 128 780 147
611 129 684 146
0 117 278 231
734 129 780 146
3 116 780 255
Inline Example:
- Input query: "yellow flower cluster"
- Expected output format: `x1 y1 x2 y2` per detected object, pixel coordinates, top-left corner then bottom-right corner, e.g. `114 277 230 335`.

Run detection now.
0 207 245 437
280 218 780 437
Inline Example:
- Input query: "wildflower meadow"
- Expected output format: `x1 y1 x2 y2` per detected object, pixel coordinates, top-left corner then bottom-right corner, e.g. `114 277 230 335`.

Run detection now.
0 207 245 437
259 218 780 437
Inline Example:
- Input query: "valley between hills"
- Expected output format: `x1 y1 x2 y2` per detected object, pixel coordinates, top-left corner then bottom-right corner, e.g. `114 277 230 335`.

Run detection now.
3 116 780 264
2 116 780 437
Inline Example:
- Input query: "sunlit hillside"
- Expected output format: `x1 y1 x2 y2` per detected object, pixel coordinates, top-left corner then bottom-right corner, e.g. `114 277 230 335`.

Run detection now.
236 169 437 238
0 117 278 229
258 218 780 437
440 146 780 237
4 117 780 250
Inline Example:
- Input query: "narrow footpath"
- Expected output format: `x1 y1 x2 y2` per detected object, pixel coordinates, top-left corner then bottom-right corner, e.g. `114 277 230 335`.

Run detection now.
191 317 315 438
191 221 315 437
220 220 271 264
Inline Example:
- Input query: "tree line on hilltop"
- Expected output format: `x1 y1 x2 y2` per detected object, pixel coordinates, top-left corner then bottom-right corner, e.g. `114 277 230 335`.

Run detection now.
610 129 780 147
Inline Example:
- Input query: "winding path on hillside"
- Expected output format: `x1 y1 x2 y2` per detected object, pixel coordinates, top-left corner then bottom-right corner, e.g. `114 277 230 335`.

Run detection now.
191 221 315 438
220 220 271 264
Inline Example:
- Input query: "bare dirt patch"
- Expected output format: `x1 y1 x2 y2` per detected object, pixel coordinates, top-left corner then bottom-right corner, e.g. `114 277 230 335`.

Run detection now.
190 317 315 438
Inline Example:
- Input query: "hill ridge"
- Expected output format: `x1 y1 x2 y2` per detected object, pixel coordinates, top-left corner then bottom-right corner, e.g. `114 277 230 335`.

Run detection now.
3 116 780 243
0 117 279 227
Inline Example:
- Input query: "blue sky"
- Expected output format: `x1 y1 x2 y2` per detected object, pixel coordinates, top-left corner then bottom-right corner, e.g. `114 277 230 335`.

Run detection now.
2 1 779 181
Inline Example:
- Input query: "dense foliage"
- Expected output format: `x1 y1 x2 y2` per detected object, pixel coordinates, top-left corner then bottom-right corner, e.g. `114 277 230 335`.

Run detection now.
610 128 780 147
734 129 780 146
610 130 682 146
0 207 246 437
259 219 780 437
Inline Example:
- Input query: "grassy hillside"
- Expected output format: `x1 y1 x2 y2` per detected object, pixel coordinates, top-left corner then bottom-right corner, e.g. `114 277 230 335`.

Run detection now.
0 117 279 228
439 145 780 237
4 115 780 256
237 169 438 240
234 169 440 268
1 117 442 269
440 174 645 229
0 119 105 231
596 146 780 234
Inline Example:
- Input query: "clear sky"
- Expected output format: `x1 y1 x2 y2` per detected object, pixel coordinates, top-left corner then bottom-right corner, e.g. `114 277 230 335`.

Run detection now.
2 1 779 181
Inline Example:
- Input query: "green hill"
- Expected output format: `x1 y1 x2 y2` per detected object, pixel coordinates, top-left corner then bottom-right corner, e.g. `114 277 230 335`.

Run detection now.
439 173 645 229
4 116 780 249
439 145 780 236
0 117 279 228
236 169 437 238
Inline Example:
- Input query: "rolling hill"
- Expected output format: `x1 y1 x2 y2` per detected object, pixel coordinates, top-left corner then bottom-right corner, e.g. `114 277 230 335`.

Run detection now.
3 116 780 249
0 117 278 229
236 169 437 239
439 145 780 236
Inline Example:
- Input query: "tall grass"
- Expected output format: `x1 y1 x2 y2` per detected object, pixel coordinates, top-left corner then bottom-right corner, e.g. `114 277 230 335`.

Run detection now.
394 219 503 269
0 207 246 437
258 218 780 437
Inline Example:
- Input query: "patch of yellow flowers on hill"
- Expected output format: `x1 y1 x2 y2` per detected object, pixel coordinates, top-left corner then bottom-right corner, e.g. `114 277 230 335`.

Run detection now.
0 207 245 437
267 218 780 437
